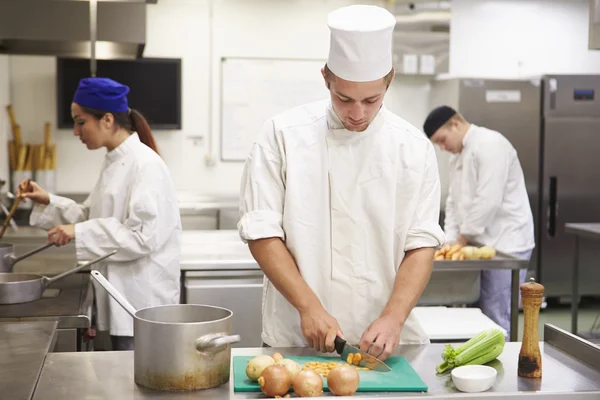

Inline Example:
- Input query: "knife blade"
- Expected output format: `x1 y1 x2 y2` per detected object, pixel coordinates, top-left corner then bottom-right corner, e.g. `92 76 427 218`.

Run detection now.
334 336 391 372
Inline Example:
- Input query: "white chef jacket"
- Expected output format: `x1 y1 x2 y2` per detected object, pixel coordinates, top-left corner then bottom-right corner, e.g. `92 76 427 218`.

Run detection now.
444 124 535 254
238 100 445 347
30 133 181 336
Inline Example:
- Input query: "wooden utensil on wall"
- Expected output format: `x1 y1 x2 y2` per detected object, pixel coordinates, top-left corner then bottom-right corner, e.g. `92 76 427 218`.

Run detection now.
6 105 17 131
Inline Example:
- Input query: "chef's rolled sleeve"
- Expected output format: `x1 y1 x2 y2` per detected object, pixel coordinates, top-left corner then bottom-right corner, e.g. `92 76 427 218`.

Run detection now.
238 120 286 244
405 142 445 251
238 210 284 242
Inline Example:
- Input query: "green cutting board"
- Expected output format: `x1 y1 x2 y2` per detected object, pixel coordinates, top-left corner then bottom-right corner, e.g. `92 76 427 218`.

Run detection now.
233 356 428 393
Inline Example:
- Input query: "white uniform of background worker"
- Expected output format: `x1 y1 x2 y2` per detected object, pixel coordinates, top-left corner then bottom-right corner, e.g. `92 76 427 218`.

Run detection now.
238 5 445 360
423 105 535 336
18 77 181 351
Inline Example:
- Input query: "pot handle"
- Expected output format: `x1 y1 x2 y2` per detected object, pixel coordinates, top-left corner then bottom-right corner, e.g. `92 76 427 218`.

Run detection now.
43 250 118 286
9 243 55 270
196 333 241 353
90 269 138 318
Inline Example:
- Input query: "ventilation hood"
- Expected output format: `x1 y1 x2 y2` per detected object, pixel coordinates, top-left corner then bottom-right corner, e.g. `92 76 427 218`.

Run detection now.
0 0 148 59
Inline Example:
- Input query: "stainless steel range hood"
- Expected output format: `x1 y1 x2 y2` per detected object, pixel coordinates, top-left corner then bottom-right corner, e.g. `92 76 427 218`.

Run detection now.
0 0 147 59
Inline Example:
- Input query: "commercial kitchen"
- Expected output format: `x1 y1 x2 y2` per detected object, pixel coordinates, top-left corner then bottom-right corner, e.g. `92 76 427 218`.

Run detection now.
1 0 600 399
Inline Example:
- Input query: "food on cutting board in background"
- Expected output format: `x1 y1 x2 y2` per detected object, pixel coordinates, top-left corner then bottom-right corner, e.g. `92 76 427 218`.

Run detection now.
327 364 360 396
435 328 505 374
347 352 362 365
434 244 497 261
258 365 292 397
246 354 276 380
292 369 324 398
304 360 369 376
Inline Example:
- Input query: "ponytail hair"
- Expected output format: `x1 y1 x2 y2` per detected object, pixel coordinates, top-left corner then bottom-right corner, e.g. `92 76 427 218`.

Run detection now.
128 109 159 154
80 106 160 155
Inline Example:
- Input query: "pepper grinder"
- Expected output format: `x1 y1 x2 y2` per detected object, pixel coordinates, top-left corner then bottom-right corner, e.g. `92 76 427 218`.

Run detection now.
518 277 544 378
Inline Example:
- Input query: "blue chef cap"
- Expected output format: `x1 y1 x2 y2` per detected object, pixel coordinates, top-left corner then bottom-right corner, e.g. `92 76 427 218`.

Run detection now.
73 77 130 113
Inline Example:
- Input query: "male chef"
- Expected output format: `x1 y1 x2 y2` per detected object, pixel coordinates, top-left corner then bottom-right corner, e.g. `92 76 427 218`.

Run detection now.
238 5 445 360
423 105 535 335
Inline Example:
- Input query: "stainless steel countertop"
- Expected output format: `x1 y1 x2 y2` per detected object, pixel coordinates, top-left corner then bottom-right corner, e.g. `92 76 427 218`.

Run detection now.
31 343 600 399
0 273 92 329
564 223 600 239
0 320 57 400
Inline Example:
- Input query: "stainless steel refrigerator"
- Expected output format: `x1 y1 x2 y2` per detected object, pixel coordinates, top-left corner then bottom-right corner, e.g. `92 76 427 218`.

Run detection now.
430 75 600 299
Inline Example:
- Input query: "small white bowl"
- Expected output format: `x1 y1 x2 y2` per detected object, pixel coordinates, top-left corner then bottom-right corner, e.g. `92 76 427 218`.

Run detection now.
451 365 497 393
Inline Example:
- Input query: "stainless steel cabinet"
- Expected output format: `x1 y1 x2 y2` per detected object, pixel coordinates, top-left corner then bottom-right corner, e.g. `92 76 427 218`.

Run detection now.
185 269 264 347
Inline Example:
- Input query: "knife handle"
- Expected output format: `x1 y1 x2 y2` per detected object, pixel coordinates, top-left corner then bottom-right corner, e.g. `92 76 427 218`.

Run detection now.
334 336 346 355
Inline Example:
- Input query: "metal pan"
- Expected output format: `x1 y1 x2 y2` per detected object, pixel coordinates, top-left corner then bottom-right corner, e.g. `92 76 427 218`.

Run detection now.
0 242 55 273
0 250 117 305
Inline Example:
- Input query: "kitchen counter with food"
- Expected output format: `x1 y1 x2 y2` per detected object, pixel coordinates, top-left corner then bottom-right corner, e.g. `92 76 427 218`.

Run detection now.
0 320 58 400
30 324 600 400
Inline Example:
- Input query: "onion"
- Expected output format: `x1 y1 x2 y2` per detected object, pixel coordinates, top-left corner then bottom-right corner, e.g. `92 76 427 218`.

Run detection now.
327 364 360 396
292 369 323 397
246 355 275 381
257 365 291 397
272 352 284 363
276 358 302 379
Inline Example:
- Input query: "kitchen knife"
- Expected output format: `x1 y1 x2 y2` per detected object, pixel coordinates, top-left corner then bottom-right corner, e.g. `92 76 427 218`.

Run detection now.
334 336 391 372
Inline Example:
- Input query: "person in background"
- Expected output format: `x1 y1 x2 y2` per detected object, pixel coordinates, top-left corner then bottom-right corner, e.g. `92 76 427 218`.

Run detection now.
18 77 181 351
238 5 445 360
423 105 535 336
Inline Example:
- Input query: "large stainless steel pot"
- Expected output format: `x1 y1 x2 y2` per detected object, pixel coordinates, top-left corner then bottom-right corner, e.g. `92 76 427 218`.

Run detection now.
0 242 54 273
90 270 241 391
0 250 117 304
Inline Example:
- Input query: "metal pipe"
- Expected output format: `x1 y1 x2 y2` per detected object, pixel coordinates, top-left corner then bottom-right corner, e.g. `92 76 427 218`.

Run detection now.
205 0 215 166
511 269 520 342
90 0 98 77
571 236 580 334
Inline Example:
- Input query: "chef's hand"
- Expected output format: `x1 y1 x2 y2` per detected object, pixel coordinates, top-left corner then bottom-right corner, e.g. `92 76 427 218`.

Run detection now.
48 224 75 246
358 314 402 361
17 180 50 205
457 235 468 247
300 307 344 354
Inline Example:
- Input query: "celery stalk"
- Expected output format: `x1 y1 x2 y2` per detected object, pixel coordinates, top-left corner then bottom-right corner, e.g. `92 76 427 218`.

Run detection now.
435 328 505 374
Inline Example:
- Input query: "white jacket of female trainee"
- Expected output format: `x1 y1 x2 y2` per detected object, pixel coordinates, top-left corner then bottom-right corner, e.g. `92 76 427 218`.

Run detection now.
30 133 181 336
444 124 535 254
238 100 445 347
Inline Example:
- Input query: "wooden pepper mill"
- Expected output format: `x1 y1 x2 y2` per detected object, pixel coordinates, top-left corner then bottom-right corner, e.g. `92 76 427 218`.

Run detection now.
518 277 544 378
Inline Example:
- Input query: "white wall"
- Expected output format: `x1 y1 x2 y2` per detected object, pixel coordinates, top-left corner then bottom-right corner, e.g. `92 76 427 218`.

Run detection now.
450 0 600 78
5 0 429 196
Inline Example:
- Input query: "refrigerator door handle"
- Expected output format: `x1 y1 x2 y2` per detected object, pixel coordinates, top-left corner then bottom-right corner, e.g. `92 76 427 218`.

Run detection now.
547 176 558 237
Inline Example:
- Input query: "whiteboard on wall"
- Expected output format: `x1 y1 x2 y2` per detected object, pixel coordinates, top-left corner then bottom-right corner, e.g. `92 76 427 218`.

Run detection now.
220 57 329 162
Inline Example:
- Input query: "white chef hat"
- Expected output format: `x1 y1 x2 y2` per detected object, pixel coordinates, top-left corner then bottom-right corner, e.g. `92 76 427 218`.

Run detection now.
327 5 396 82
